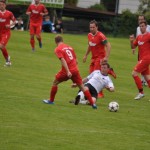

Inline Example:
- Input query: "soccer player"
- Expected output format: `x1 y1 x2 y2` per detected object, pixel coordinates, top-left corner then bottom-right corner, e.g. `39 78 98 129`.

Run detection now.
43 35 97 109
136 15 150 86
26 0 48 51
83 20 116 98
70 62 114 105
130 21 150 100
0 0 16 66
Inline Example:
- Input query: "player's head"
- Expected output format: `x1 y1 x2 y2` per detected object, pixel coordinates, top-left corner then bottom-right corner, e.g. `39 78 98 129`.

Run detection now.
138 15 146 25
89 20 98 35
0 0 6 10
35 0 40 5
139 21 147 34
101 62 110 74
55 35 63 44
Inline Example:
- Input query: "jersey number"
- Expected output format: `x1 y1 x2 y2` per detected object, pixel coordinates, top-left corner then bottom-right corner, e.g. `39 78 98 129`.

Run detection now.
66 50 73 60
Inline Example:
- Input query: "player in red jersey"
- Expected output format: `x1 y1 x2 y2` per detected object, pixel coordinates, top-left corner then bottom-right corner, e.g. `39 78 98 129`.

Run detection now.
83 20 116 98
43 35 97 109
130 21 150 100
26 0 48 51
0 0 16 66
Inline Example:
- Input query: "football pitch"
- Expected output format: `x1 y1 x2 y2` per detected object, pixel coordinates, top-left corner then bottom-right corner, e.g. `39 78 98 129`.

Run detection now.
0 31 150 150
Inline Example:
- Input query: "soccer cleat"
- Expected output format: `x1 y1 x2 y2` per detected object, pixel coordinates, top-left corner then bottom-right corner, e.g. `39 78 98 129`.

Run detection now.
43 99 54 104
32 48 35 52
134 93 145 100
74 95 80 105
92 104 97 109
109 68 117 79
39 42 42 48
4 61 11 66
4 56 11 66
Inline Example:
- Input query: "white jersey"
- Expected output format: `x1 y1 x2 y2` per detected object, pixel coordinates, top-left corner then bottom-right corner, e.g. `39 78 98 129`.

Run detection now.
136 24 150 36
86 70 114 93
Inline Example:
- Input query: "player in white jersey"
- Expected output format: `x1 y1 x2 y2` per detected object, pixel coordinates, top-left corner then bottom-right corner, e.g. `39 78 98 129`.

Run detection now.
70 62 114 105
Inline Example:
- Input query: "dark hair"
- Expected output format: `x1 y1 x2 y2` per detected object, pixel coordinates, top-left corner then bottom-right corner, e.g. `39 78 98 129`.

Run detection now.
101 62 110 68
89 20 98 27
0 0 6 3
139 20 147 26
138 15 145 20
55 35 63 43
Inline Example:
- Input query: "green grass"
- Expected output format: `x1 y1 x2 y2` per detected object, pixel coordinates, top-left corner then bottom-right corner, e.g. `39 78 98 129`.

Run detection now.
0 31 150 150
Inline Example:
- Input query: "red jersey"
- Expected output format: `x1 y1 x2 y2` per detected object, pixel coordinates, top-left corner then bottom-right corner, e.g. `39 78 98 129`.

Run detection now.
88 31 107 59
26 3 48 24
55 43 78 72
134 32 150 60
0 10 15 34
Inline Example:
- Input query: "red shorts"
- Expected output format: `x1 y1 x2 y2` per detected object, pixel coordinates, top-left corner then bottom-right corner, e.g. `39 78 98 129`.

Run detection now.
29 23 42 35
55 69 83 85
89 58 102 73
0 32 11 46
134 59 150 75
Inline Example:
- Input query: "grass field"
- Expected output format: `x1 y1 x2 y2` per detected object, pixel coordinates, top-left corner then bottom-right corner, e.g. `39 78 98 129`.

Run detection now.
0 31 150 150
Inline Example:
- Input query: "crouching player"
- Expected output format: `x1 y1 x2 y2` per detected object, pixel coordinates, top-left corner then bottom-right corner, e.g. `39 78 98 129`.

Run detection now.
70 62 115 105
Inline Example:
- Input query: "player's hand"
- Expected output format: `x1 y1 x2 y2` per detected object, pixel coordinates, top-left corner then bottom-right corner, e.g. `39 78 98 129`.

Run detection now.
40 13 45 16
26 12 31 15
83 56 87 63
101 58 107 64
71 83 77 88
132 49 136 54
67 71 72 78
5 24 10 29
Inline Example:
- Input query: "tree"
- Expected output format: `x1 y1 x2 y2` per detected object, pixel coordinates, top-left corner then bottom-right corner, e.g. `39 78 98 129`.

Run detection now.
138 0 150 14
64 0 78 6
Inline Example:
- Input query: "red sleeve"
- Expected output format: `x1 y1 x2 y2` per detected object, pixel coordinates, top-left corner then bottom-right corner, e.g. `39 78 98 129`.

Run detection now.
133 36 138 46
55 48 63 59
10 12 16 22
26 5 31 13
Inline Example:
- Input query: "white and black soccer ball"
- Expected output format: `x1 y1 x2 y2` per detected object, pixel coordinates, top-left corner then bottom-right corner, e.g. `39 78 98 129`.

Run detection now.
108 101 119 112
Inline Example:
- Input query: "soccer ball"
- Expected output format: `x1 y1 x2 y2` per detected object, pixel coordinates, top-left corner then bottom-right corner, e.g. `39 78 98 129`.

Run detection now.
108 101 119 112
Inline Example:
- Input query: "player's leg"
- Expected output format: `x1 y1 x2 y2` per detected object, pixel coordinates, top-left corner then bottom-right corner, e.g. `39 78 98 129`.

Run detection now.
0 33 11 66
142 65 150 88
78 84 97 109
132 60 147 100
29 24 35 51
71 70 97 109
35 24 42 48
141 75 148 86
43 70 68 104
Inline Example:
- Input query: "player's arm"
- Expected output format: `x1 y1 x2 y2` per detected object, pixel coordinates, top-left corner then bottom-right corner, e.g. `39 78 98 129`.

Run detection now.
102 40 111 63
83 46 90 63
40 7 48 16
26 6 31 15
129 34 137 54
60 58 72 78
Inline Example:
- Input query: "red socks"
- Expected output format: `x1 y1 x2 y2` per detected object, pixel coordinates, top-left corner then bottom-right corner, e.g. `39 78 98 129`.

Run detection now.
1 48 8 60
84 90 94 105
133 76 143 92
30 38 35 49
50 86 58 102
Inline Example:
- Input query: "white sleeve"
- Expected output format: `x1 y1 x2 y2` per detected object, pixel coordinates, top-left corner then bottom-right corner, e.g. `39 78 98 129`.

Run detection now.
136 26 141 37
107 78 114 88
147 25 150 32
87 70 100 80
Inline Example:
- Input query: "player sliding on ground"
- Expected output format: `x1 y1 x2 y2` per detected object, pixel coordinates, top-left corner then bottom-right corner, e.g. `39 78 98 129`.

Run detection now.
70 62 115 105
